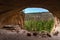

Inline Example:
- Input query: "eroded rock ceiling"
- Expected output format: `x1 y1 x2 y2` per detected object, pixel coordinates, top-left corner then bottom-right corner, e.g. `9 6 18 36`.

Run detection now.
0 0 60 27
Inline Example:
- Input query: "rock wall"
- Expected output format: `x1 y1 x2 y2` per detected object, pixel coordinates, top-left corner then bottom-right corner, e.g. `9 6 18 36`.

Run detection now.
51 17 60 35
0 9 24 28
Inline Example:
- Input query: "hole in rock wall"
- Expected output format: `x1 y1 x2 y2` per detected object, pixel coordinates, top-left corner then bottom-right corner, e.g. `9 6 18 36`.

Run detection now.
22 7 54 33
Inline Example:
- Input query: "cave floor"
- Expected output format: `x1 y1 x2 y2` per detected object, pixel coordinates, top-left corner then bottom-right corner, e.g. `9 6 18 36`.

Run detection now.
0 29 60 40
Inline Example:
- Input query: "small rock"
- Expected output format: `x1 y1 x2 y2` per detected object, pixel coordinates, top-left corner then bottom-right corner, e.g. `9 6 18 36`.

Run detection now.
33 32 38 36
40 31 51 38
47 33 51 37
27 33 31 36
53 31 59 36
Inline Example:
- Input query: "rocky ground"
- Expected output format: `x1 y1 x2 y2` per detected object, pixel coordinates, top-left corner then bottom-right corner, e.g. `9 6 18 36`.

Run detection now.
0 25 60 40
0 29 60 40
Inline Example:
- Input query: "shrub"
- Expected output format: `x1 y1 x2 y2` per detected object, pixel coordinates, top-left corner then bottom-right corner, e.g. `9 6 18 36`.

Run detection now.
24 19 54 32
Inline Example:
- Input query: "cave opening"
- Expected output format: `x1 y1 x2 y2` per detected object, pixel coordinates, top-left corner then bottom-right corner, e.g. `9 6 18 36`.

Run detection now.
22 7 54 33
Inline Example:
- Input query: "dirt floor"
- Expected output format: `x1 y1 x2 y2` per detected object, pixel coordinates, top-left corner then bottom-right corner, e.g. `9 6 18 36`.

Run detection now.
0 29 60 40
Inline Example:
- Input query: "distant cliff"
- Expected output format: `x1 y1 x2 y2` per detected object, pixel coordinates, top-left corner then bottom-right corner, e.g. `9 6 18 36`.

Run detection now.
25 12 54 21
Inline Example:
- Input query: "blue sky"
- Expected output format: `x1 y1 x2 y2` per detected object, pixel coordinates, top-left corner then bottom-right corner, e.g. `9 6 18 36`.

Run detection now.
23 8 49 13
